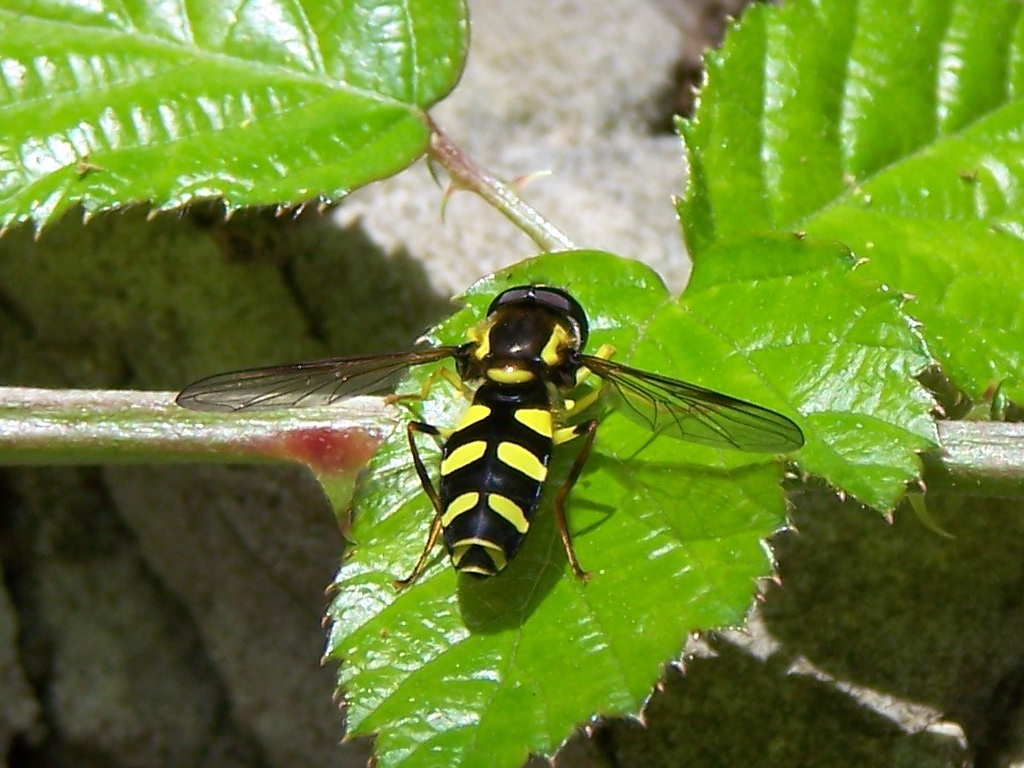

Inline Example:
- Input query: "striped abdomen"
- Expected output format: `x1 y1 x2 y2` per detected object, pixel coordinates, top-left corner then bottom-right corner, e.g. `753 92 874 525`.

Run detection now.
438 380 554 576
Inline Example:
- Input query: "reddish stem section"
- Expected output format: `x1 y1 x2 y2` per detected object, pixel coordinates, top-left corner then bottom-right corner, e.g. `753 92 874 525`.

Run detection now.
270 427 383 474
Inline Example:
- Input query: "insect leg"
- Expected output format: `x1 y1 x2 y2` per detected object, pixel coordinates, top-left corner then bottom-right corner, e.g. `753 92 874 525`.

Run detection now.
552 419 599 582
394 420 445 590
386 364 470 406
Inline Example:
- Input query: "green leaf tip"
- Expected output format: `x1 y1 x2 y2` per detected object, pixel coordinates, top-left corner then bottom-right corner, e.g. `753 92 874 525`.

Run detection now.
0 0 469 231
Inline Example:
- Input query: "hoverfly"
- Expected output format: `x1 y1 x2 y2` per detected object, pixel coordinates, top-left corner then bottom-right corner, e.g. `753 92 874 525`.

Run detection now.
177 285 803 586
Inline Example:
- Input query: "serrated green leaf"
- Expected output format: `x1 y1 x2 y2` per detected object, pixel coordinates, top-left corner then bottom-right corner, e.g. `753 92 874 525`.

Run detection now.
679 0 1024 404
676 236 937 510
324 246 935 768
0 0 468 230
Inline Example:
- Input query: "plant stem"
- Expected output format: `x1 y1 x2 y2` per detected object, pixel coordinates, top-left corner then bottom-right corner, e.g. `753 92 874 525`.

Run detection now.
0 387 391 467
933 421 1024 480
2 387 1023 482
425 117 575 252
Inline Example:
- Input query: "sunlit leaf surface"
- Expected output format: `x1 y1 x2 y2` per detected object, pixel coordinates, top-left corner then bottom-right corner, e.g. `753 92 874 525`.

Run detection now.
325 246 934 768
679 0 1024 404
0 0 467 229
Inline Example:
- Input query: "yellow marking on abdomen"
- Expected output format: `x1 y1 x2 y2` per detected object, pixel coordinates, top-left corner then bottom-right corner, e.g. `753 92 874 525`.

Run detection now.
487 493 529 533
440 441 487 475
456 404 491 430
450 538 507 573
497 442 547 482
441 492 480 527
513 408 552 437
486 367 535 384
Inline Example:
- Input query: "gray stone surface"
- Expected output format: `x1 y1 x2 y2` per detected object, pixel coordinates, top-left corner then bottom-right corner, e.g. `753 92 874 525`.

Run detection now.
338 0 694 295
0 577 38 768
2 467 263 768
105 464 350 768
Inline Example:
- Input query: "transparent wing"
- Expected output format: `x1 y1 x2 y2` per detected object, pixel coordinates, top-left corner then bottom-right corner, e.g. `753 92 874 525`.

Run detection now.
582 356 804 452
176 347 459 412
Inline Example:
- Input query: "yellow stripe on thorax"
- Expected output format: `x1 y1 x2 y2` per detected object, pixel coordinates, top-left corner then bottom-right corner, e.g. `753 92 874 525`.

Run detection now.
440 441 487 475
468 323 491 361
496 442 547 482
540 324 571 367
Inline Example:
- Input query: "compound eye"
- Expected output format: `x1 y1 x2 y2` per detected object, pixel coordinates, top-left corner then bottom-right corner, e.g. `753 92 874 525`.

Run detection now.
487 286 533 316
487 285 590 348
